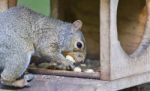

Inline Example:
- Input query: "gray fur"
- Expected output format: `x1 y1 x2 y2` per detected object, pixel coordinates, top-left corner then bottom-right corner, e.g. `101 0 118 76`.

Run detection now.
0 6 86 87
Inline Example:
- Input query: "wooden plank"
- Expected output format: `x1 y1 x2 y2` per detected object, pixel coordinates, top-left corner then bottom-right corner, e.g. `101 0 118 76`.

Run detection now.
117 0 146 54
28 68 100 79
8 0 17 8
109 0 150 80
100 0 111 80
51 0 59 18
12 72 150 91
100 0 150 80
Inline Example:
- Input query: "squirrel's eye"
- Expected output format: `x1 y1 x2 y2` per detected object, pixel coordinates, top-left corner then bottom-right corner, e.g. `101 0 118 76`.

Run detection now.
77 42 82 49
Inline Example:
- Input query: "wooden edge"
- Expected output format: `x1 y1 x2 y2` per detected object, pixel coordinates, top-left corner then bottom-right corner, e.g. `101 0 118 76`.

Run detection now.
8 0 17 8
109 0 150 80
100 0 111 80
0 0 8 12
18 72 150 91
0 0 17 12
51 0 59 17
28 68 100 79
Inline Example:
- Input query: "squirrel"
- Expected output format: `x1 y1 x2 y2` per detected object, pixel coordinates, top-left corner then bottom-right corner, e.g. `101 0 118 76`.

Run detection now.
0 6 86 87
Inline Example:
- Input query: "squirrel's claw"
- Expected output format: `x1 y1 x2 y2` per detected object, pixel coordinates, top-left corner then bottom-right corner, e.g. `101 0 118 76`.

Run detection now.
65 59 76 70
24 74 34 82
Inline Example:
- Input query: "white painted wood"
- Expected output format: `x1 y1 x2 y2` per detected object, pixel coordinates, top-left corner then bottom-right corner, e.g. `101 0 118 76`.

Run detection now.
97 72 150 91
100 0 150 80
100 0 111 80
20 72 150 91
110 0 150 79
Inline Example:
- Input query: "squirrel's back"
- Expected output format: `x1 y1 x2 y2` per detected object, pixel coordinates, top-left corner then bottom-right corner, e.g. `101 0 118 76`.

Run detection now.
0 6 76 53
0 6 72 37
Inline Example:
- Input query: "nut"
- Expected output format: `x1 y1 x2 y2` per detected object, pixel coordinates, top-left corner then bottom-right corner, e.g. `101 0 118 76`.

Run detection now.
84 69 94 73
66 55 75 63
73 67 82 72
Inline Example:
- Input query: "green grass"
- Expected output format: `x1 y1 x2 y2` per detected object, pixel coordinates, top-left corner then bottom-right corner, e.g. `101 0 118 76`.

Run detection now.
17 0 50 16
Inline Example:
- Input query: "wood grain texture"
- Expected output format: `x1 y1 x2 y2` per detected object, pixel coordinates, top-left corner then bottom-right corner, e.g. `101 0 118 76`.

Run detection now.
100 0 150 80
100 0 110 80
51 0 59 18
117 0 146 54
51 0 150 83
0 0 150 90
10 72 150 91
28 68 100 79
8 0 17 8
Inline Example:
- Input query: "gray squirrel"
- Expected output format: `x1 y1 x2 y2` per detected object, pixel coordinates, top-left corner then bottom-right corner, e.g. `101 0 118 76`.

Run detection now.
0 6 86 87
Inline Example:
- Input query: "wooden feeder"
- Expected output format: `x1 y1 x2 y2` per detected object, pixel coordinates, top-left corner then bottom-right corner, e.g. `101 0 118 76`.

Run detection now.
1 0 150 91
100 0 150 80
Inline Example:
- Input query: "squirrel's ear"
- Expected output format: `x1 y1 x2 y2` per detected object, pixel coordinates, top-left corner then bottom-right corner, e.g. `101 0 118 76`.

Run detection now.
73 20 82 30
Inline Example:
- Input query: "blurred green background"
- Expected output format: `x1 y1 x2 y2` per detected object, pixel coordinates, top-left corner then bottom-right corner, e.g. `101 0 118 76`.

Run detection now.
17 0 50 16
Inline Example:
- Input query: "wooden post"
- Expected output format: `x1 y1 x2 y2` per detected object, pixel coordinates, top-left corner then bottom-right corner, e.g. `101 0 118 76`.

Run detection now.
100 0 150 80
0 0 8 12
100 0 111 80
8 0 17 8
0 0 17 12
51 0 59 18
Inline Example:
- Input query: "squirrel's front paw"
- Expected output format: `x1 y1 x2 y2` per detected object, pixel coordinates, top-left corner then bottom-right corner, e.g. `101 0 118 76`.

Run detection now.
61 60 75 70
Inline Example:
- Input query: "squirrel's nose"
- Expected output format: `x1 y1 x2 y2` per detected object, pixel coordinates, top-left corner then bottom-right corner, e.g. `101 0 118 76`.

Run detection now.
80 61 84 64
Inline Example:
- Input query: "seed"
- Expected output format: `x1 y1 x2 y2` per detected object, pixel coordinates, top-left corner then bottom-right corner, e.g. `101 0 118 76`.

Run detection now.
73 67 82 72
84 69 94 73
66 55 75 63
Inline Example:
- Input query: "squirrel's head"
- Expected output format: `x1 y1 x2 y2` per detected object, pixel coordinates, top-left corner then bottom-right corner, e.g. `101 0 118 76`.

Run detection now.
62 20 86 63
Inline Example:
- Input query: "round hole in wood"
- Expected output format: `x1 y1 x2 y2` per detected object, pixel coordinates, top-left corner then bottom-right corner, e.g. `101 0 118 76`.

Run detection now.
117 0 147 54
